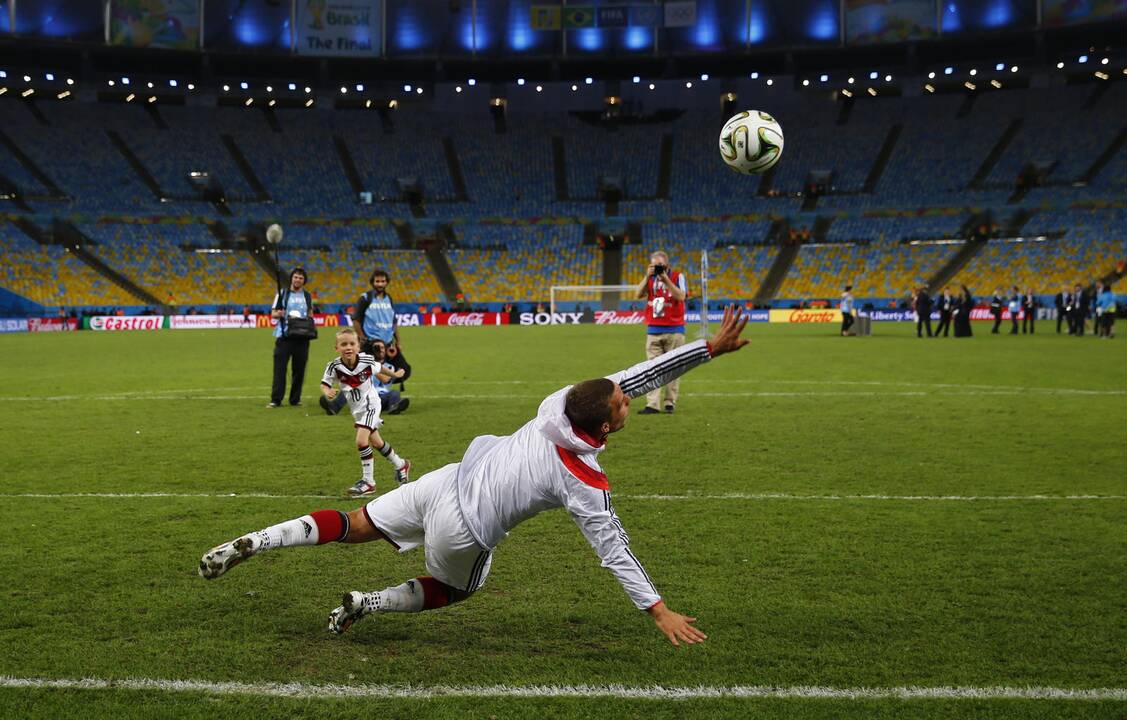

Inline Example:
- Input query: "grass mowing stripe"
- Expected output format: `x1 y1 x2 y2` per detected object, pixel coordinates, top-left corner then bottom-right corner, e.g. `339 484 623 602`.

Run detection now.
2 390 1125 402
0 492 1123 501
0 677 1125 701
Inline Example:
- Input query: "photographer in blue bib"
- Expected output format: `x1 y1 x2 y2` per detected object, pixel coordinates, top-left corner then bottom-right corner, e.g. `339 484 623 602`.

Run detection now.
322 268 411 416
269 267 317 408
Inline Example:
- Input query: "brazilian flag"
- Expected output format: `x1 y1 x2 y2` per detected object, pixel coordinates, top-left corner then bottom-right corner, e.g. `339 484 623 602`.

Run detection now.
562 6 595 28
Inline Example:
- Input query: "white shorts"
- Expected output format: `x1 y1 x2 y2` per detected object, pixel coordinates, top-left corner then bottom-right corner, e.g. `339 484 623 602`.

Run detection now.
362 463 492 593
350 393 383 431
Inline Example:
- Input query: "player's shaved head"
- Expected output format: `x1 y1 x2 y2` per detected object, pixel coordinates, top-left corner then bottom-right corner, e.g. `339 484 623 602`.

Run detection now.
564 378 616 436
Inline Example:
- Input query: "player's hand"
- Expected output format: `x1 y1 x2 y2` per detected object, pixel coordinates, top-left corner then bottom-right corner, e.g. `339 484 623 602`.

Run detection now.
645 263 656 278
707 305 750 357
393 369 406 379
326 389 339 400
648 602 707 646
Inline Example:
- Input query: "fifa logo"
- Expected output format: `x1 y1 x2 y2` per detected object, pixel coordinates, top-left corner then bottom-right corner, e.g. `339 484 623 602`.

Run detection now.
308 0 327 30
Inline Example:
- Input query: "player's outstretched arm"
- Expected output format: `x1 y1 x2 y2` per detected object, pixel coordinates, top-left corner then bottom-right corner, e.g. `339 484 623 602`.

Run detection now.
608 305 750 400
648 601 707 646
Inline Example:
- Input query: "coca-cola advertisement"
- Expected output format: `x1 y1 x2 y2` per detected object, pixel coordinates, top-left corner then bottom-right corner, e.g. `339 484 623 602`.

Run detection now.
425 312 509 326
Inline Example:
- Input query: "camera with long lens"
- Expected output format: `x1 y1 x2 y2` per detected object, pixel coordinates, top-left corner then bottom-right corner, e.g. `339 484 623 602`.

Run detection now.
652 264 667 276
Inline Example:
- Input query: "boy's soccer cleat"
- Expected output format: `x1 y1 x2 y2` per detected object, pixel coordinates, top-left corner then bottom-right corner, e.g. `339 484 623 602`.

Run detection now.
198 534 262 579
328 590 377 634
395 460 411 484
348 479 376 497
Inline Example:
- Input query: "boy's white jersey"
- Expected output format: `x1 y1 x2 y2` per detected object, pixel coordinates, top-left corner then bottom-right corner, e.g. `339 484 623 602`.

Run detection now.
454 339 714 610
321 353 381 410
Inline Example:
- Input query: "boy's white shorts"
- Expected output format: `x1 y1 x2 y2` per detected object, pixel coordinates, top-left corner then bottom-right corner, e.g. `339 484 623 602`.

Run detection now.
350 393 383 430
363 463 492 593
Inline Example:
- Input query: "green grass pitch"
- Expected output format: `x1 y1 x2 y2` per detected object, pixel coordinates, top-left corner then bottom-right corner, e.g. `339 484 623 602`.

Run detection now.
0 322 1124 719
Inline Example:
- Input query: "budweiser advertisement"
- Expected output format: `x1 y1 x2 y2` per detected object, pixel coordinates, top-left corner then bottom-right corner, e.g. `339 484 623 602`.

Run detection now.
87 316 165 331
28 317 78 332
769 309 843 323
425 312 510 326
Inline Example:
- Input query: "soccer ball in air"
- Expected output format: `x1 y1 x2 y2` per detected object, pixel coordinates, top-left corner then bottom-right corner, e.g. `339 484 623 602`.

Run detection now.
718 110 784 174
265 223 283 245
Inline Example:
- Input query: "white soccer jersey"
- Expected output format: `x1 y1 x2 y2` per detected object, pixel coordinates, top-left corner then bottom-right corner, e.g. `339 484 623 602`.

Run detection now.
321 353 381 411
455 339 714 610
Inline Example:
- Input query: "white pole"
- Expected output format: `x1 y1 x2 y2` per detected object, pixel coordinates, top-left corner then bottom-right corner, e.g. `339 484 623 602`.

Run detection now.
700 248 709 338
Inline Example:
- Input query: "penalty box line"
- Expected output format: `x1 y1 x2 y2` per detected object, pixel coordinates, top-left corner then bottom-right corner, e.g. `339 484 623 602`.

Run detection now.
0 492 1123 501
0 677 1125 701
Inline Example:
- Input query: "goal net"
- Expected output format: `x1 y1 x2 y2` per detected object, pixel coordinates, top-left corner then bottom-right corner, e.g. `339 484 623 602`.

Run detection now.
549 285 638 314
549 250 712 338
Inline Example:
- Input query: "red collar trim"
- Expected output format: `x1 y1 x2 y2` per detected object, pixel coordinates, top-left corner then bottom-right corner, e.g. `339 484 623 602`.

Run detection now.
555 446 610 490
570 422 606 449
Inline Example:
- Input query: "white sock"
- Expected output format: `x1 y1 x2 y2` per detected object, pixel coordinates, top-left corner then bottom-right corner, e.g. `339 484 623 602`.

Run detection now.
378 443 406 470
255 515 319 551
370 580 425 613
359 446 374 482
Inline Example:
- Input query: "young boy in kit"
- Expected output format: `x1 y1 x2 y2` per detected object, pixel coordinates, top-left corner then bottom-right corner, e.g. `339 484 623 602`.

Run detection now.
320 328 411 497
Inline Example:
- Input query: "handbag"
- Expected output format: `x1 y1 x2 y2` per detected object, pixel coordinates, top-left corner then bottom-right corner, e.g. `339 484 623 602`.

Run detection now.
280 289 318 340
284 315 318 340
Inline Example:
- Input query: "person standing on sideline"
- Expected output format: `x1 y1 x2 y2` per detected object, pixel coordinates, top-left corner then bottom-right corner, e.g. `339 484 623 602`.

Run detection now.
1097 283 1117 338
953 285 974 338
200 306 752 646
934 287 954 337
990 289 1004 334
634 250 688 414
270 267 314 408
1008 287 1021 335
914 286 933 338
840 286 856 337
1072 283 1088 336
1022 289 1037 334
1055 286 1070 334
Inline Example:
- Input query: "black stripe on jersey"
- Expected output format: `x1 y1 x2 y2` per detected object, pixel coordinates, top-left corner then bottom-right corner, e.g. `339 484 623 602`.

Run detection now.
619 346 710 396
602 491 610 513
624 547 657 594
620 345 709 393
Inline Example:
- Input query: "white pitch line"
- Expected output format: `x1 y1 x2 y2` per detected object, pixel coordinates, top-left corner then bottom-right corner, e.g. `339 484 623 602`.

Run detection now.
1 388 1124 402
0 677 1123 701
0 492 1122 502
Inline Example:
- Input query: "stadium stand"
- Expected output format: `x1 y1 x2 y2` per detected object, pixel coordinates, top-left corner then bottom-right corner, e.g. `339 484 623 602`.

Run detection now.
447 224 596 304
2 80 1126 312
278 244 445 307
78 222 272 307
0 219 139 307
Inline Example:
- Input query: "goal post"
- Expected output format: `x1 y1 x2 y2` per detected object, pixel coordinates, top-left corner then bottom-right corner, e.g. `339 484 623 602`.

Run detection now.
699 248 709 339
